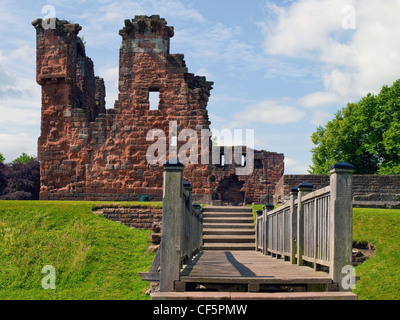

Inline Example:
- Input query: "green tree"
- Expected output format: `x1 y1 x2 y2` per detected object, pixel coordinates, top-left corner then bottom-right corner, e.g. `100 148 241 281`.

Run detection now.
12 152 37 165
310 79 400 174
0 153 4 164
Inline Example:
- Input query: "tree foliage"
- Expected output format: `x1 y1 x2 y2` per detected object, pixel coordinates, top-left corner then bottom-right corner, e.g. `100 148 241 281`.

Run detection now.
0 154 40 200
0 153 4 163
310 79 400 174
12 152 36 165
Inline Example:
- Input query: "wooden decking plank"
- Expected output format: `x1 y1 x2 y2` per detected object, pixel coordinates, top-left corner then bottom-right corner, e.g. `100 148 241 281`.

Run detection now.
151 291 357 300
181 250 332 284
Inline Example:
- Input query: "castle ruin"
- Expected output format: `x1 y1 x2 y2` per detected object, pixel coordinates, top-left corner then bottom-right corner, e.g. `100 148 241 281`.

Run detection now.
32 15 284 204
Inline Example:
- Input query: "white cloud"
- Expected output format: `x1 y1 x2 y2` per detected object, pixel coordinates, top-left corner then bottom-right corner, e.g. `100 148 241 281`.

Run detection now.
260 0 400 108
260 0 352 58
174 23 258 68
284 157 310 174
196 67 213 80
97 65 119 109
0 132 38 163
232 100 305 125
298 91 338 108
311 109 331 126
0 48 41 163
80 0 204 35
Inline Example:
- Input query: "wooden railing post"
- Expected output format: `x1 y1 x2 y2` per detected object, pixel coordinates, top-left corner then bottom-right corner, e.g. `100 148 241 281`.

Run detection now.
290 187 298 264
256 209 263 253
183 180 192 263
192 203 203 253
297 181 313 266
263 203 274 255
160 160 184 292
329 161 354 289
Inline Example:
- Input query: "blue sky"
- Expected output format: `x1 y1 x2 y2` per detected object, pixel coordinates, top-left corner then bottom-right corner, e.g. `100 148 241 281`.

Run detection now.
1 0 400 173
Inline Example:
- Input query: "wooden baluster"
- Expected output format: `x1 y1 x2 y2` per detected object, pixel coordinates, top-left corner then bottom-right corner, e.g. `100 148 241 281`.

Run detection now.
297 181 313 266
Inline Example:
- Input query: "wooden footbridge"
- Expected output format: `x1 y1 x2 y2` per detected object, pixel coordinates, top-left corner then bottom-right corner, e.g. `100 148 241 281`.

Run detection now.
139 161 358 300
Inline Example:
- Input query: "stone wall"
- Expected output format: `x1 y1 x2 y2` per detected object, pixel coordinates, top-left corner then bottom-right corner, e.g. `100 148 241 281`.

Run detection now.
274 174 400 208
33 16 214 203
100 206 163 229
273 174 329 204
211 147 284 205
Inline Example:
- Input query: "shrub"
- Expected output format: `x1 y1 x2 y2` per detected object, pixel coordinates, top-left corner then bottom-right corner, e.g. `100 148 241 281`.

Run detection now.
0 163 8 196
0 191 33 200
0 159 40 200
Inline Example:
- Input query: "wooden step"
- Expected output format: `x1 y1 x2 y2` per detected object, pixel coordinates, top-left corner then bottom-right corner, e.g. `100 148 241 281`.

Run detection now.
151 291 358 300
203 223 255 230
203 206 253 213
201 206 256 251
203 235 255 243
203 217 254 224
202 243 255 250
203 212 253 218
203 228 255 235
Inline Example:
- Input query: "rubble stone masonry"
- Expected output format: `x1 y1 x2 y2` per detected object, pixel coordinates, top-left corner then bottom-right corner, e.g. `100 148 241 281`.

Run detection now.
33 16 285 204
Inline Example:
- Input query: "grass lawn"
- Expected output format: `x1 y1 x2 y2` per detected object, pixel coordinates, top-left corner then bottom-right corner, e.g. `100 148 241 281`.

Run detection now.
0 201 399 300
353 208 400 300
250 205 400 300
0 201 158 300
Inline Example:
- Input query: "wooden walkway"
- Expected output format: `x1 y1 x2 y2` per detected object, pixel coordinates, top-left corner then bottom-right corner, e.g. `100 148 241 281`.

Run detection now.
153 249 358 299
179 250 333 292
144 165 358 300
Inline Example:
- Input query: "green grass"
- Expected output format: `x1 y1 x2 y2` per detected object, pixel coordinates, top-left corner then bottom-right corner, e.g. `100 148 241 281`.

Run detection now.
353 208 400 300
250 204 264 221
249 205 400 299
0 202 399 300
0 201 158 300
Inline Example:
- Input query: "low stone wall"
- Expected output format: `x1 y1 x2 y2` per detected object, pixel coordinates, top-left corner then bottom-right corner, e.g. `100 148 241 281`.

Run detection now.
46 192 163 202
274 174 400 208
99 206 162 229
273 175 329 204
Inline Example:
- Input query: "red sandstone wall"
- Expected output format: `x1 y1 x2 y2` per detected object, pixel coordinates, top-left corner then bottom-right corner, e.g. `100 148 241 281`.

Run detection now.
211 148 284 205
34 16 213 202
100 207 163 229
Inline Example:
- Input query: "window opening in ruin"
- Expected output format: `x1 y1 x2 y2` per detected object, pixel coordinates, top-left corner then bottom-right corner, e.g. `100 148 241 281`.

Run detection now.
149 89 160 110
254 159 263 169
221 154 225 166
241 154 246 167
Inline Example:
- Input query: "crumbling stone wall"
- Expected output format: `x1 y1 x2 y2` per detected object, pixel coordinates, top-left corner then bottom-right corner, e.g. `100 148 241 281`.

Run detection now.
33 15 286 205
211 147 284 205
100 206 163 229
33 16 214 203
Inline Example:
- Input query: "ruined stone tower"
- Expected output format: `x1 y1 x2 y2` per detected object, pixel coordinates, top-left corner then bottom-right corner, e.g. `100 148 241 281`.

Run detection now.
33 15 214 202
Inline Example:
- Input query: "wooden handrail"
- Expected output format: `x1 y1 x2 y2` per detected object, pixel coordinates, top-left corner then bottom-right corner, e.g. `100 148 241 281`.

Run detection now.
138 161 203 292
256 161 354 290
158 161 203 292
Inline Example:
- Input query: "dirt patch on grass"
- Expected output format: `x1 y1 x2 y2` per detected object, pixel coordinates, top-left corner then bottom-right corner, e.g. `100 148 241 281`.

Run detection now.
352 241 376 266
